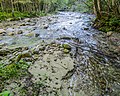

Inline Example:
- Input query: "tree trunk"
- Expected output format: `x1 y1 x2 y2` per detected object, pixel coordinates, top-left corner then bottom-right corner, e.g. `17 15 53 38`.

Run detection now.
0 2 4 12
11 0 14 17
98 0 102 12
93 0 101 19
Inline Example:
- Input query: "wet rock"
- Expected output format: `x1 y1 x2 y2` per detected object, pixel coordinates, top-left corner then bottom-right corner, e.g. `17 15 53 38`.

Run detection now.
15 50 32 63
11 42 16 45
8 32 14 36
20 23 26 26
17 30 23 34
24 18 30 22
47 17 52 21
32 48 39 54
6 18 14 21
33 54 39 60
51 43 57 47
6 28 14 33
114 46 120 53
84 27 89 30
48 49 54 54
0 29 6 33
63 27 67 30
32 45 45 54
57 37 71 40
76 16 81 19
107 31 113 37
35 33 40 37
0 49 10 56
25 32 34 37
0 29 6 34
39 46 45 51
31 46 39 53
0 43 8 47
28 49 74 92
42 24 49 29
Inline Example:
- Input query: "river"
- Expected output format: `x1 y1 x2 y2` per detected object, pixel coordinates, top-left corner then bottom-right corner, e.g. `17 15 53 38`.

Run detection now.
0 12 120 96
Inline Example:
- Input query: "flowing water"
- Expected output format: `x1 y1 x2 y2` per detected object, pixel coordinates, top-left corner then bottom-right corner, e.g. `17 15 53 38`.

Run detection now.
0 12 120 96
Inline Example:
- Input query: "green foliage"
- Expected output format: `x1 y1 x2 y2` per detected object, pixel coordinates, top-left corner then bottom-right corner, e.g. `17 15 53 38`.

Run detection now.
0 91 13 96
0 61 29 80
0 0 93 21
0 12 11 21
109 17 120 26
0 11 47 21
96 16 120 32
66 0 93 13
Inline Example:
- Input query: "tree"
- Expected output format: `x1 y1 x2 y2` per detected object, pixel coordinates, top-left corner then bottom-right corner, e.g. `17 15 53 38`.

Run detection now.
93 0 101 19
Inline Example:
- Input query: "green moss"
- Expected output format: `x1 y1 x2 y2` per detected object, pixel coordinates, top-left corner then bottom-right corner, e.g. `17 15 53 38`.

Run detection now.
0 91 13 96
63 49 70 53
62 44 71 50
0 61 29 80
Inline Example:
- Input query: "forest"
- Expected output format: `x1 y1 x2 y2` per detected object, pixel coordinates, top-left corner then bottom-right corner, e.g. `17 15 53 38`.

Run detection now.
0 0 120 32
0 0 120 96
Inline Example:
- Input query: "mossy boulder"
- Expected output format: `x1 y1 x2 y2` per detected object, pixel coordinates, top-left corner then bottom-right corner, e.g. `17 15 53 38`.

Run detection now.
62 44 71 50
62 44 71 53
63 49 70 54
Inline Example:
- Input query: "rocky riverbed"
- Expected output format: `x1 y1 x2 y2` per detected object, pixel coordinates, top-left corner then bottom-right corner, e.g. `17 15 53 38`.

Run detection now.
0 12 120 96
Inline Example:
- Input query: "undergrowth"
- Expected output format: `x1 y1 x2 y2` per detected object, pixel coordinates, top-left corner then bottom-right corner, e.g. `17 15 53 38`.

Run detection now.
0 11 46 21
94 15 120 32
0 60 29 80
